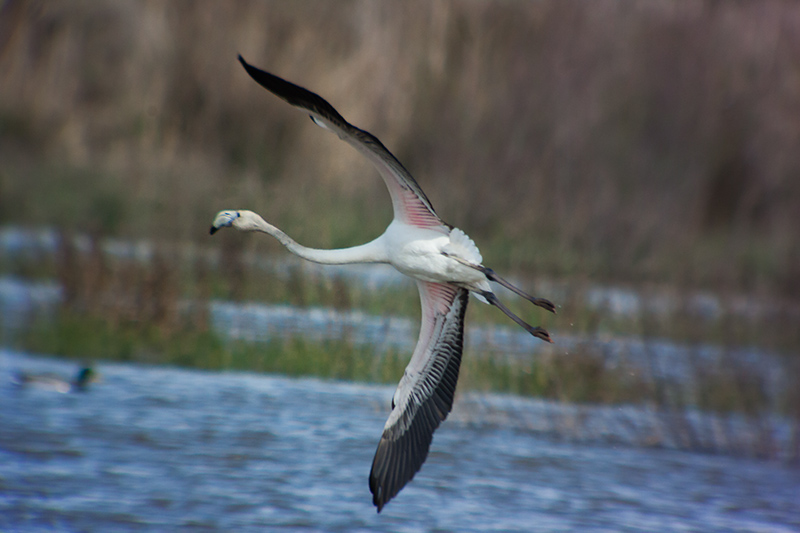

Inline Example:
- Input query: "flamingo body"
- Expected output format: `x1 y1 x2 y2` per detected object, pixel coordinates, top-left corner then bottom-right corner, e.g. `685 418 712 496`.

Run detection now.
382 221 487 287
211 56 555 512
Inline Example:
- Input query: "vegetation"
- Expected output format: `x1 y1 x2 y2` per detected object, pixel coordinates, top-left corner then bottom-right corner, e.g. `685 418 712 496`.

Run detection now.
1 1 798 457
18 297 794 422
5 232 794 421
1 1 799 298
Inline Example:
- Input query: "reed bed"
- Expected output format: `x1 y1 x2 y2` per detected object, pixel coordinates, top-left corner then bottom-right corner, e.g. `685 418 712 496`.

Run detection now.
1 0 799 298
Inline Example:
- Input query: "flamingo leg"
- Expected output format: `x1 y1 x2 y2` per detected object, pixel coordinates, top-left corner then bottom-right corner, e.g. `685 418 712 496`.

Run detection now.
480 291 552 343
481 267 556 314
442 252 556 314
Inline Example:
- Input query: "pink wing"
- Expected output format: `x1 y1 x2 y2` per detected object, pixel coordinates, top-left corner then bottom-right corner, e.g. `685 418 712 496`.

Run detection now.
238 56 449 232
369 281 469 511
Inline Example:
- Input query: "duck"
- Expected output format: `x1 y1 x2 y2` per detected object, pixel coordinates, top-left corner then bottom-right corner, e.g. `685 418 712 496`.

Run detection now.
12 365 96 393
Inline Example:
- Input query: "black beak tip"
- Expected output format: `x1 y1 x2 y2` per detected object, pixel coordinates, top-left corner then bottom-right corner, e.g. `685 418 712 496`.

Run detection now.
209 226 218 235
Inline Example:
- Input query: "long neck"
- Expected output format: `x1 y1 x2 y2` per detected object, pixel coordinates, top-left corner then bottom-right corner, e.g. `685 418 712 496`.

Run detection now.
237 210 388 265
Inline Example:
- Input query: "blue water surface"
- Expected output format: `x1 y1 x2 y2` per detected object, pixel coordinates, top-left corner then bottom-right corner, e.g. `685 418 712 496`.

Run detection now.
1 351 798 532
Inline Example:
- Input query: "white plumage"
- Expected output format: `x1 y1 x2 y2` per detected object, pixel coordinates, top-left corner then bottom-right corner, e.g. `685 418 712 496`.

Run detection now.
211 56 556 512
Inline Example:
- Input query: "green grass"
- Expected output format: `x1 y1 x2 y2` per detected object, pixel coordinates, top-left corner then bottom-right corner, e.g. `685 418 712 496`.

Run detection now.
12 308 614 402
16 306 794 418
16 309 412 385
20 312 227 369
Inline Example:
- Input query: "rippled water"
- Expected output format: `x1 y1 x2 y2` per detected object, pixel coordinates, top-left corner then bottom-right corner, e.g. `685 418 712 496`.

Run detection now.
1 351 798 532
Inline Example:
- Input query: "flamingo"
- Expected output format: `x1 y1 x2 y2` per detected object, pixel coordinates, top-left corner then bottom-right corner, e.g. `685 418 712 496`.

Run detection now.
211 56 556 512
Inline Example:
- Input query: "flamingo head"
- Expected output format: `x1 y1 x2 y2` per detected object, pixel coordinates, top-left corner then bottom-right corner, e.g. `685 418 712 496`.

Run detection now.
210 210 241 235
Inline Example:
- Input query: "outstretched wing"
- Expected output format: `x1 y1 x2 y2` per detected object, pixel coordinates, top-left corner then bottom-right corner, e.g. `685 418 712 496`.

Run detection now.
238 55 447 232
369 281 468 512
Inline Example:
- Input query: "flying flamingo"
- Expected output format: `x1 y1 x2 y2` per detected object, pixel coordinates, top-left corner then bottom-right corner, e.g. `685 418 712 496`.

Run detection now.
211 56 556 512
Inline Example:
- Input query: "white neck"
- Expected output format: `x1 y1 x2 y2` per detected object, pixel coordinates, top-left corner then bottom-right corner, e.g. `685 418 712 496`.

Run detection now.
233 210 388 265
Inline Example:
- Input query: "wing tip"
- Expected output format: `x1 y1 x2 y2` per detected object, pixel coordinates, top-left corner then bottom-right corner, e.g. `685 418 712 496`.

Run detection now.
238 54 259 78
372 489 387 513
369 434 416 514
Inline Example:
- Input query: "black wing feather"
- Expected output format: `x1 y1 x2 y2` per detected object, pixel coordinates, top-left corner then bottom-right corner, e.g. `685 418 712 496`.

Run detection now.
369 288 468 512
237 55 442 225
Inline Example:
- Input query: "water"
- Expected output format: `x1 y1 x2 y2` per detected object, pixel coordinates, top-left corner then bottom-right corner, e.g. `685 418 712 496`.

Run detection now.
2 351 798 532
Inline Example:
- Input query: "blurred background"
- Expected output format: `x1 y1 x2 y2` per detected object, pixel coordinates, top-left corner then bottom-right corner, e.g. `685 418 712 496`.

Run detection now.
1 0 799 530
3 0 799 287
